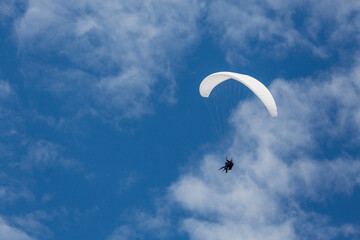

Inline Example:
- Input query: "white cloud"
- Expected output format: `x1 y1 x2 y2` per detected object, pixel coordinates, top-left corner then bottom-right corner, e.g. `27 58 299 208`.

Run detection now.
15 0 203 120
0 211 57 240
206 0 360 63
0 217 35 240
9 212 53 239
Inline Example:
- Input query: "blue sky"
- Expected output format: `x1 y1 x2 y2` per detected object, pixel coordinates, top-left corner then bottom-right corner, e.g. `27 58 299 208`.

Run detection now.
1 0 360 239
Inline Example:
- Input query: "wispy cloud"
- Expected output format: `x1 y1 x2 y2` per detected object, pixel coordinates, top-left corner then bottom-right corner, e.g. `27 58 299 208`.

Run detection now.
117 171 138 193
0 173 34 204
20 140 82 172
206 0 360 63
15 0 203 121
0 81 13 99
0 80 82 174
108 225 141 240
0 0 26 24
108 207 172 240
0 80 22 139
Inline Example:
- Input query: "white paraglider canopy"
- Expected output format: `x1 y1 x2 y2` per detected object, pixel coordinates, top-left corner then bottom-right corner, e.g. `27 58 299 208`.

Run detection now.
199 72 278 117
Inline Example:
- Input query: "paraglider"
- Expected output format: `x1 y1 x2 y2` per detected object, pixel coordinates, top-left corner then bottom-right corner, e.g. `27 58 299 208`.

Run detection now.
200 72 278 172
219 156 234 173
199 72 278 117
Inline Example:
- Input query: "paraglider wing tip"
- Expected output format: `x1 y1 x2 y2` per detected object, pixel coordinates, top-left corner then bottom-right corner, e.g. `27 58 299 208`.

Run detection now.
270 109 278 117
199 82 210 97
